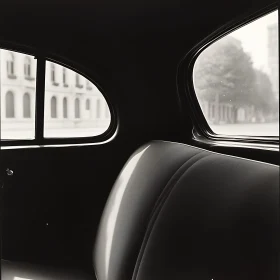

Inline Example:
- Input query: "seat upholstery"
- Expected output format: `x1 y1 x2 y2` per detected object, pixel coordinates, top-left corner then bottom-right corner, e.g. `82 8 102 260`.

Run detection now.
94 141 279 280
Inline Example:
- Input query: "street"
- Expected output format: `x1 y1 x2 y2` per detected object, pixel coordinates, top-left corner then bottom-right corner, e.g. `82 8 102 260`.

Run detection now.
211 122 279 136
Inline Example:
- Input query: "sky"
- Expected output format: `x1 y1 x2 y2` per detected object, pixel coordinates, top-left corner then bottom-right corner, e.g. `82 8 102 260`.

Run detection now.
230 10 278 74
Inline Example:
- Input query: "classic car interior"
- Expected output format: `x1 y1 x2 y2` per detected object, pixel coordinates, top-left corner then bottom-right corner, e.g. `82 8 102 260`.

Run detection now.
0 0 279 280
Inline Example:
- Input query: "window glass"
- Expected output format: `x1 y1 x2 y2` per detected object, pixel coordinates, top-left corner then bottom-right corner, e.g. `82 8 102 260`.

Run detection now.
193 10 279 137
44 61 111 138
0 49 37 139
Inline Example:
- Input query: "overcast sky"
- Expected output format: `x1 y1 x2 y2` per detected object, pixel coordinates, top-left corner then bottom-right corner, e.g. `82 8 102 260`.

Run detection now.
231 10 278 74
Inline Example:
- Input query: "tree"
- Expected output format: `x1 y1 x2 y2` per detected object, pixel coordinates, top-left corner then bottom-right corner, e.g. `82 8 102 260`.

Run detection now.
193 36 256 122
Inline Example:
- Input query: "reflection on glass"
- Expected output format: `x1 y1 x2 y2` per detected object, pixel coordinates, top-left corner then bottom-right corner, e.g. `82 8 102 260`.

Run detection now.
193 10 279 136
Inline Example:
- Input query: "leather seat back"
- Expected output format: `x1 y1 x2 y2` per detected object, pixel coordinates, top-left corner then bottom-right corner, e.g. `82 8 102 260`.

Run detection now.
94 141 279 280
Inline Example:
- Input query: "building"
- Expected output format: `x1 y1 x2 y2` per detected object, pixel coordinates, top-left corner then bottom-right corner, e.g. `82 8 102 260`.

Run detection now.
199 98 255 125
0 49 110 139
267 23 279 100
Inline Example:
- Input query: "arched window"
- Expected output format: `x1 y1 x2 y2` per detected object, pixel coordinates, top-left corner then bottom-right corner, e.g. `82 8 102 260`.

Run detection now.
51 63 56 82
24 56 31 78
86 99 90 110
23 93 31 118
6 91 15 118
75 98 80 118
7 52 15 76
51 96 57 118
96 99 101 118
63 97 68 118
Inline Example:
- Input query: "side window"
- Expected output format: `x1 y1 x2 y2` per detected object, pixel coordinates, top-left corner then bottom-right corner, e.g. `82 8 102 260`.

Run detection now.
0 51 111 141
44 61 111 138
193 10 279 137
0 49 37 139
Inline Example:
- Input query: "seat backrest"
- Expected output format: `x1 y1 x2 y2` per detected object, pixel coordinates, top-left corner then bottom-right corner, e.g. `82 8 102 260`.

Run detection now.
94 141 279 280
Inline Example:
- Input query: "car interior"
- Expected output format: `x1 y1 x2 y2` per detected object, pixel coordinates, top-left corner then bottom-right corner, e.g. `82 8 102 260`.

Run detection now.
0 0 279 280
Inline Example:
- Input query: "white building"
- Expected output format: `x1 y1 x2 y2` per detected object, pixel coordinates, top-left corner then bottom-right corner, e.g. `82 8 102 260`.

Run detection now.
0 49 110 139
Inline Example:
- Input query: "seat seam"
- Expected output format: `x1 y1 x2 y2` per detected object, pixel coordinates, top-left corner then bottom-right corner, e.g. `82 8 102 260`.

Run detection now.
132 153 212 280
152 140 278 167
148 151 208 221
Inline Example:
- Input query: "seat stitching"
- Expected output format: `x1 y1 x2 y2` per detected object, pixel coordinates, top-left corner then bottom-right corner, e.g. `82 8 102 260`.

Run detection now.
132 153 212 280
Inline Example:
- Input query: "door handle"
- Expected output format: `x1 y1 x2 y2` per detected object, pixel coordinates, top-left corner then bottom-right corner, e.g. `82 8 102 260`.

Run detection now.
6 168 14 176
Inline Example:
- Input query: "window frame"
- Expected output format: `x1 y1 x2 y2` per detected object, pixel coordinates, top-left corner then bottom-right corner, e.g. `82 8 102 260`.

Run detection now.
0 44 117 147
177 4 279 150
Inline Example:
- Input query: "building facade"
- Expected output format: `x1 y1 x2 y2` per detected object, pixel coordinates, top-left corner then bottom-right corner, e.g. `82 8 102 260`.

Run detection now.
0 49 110 138
199 98 256 125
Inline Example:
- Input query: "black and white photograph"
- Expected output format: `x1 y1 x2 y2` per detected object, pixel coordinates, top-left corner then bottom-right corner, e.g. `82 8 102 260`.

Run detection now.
0 1 279 280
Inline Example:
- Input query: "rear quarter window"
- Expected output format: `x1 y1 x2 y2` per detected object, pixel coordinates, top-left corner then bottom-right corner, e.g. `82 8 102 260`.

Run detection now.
193 10 279 137
44 61 111 138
